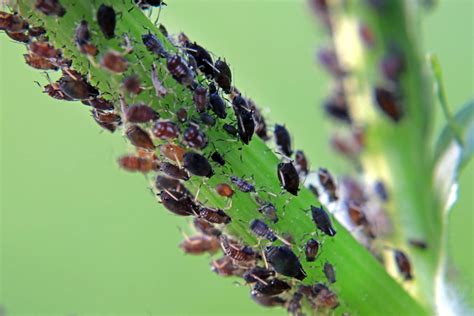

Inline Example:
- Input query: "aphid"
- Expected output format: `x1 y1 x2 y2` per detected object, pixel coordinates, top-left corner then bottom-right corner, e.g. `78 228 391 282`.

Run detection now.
152 120 180 139
380 50 405 81
209 84 227 119
160 143 185 163
199 112 215 126
374 180 389 201
155 175 189 195
126 125 155 150
220 236 256 262
176 108 187 123
230 176 255 193
305 239 319 262
311 205 336 237
186 42 214 77
44 83 73 100
118 154 158 173
258 202 278 223
151 64 168 97
318 168 337 201
160 162 189 180
167 54 195 87
348 202 367 226
29 41 61 59
287 291 303 316
183 152 214 177
265 245 306 280
58 75 98 100
183 125 208 149
0 11 14 31
330 133 362 159
199 208 231 224
252 279 291 296
210 151 225 166
193 86 208 113
374 87 403 122
223 123 238 137
324 92 351 123
408 239 428 250
97 4 116 39
101 50 128 73
294 150 309 176
233 98 255 144
142 33 168 58
251 292 286 307
274 124 293 157
180 235 220 255
5 13 28 33
323 262 336 283
193 218 221 237
125 104 159 123
359 23 375 47
81 97 114 110
160 189 197 216
277 162 300 195
35 0 66 17
6 30 29 43
318 48 345 77
214 59 232 93
92 109 121 132
250 101 270 141
75 20 90 44
122 75 142 95
158 23 168 37
314 283 339 309
243 266 275 284
28 26 47 37
250 219 276 242
215 183 234 197
211 256 244 277
394 249 413 280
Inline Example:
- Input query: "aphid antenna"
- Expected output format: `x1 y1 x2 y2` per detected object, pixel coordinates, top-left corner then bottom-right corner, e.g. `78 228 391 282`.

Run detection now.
275 234 292 247
163 188 179 201
261 248 269 270
250 273 269 286
203 59 219 73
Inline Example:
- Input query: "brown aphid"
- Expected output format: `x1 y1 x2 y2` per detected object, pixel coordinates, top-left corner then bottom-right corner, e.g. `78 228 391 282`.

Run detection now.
176 108 187 123
81 97 114 111
28 26 47 37
155 175 189 195
211 256 244 277
0 11 13 30
193 218 221 237
215 183 234 197
24 53 58 70
180 235 220 255
305 238 319 262
220 235 255 262
408 239 428 250
92 110 122 132
318 168 338 201
43 83 73 100
160 143 186 163
394 249 413 280
6 13 29 33
160 162 189 180
118 154 159 173
348 202 367 226
251 293 286 308
295 150 309 176
193 85 208 113
183 125 208 149
160 189 197 216
374 87 403 122
58 76 97 100
314 284 339 309
122 75 142 95
126 125 155 150
243 266 275 284
125 104 159 123
79 42 98 56
152 120 180 140
29 41 61 59
151 64 168 97
167 54 195 87
75 20 90 44
323 262 336 283
252 279 291 296
35 0 66 17
6 30 29 43
101 50 128 73
200 208 231 224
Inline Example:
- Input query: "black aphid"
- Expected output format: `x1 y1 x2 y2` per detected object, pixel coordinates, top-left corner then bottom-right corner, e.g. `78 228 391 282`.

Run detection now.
183 152 214 177
274 124 293 157
265 245 306 280
142 33 168 58
209 84 227 119
214 59 232 93
323 262 336 283
97 4 116 39
311 205 336 237
243 266 275 283
210 151 225 166
277 162 299 195
186 42 214 77
250 219 277 242
230 176 255 193
252 279 291 296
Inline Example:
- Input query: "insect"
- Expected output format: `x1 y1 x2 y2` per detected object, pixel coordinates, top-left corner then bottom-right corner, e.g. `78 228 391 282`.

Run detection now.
183 152 214 177
214 59 232 93
251 292 286 307
294 150 309 176
394 249 413 280
311 205 336 237
6 30 29 43
243 266 275 284
200 112 216 126
122 75 142 95
126 125 155 150
374 87 403 122
230 176 255 193
305 238 319 262
220 235 256 262
199 208 231 224
24 53 57 70
265 245 306 280
277 162 300 195
167 54 195 87
211 256 244 277
233 96 255 144
209 84 227 119
374 180 389 201
323 92 351 123
210 151 225 166
176 108 187 123
223 123 238 137
313 283 339 309
380 50 405 81
118 154 158 173
152 120 180 139
252 279 291 296
257 202 278 223
159 189 197 216
186 41 214 77
215 183 234 197
82 97 114 110
125 104 159 123
193 86 208 113
58 74 98 100
347 202 367 226
43 82 73 101
29 41 61 59
287 291 303 315
318 48 346 77
274 124 293 157
323 262 336 283
183 125 208 149
318 168 337 201
180 235 220 255
28 26 46 37
250 219 276 242
35 0 66 17
249 101 270 141
142 33 168 58
101 50 128 73
160 143 185 163
193 218 221 237
97 4 116 39
160 162 189 180
75 20 98 56
155 175 189 195
92 109 121 132
408 239 428 250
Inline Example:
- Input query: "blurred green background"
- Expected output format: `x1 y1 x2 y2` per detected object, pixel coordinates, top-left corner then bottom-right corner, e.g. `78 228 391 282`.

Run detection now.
0 0 472 315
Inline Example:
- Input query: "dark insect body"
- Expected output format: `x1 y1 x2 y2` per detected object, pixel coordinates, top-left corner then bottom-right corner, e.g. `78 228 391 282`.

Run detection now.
318 48 345 77
232 95 255 144
215 183 233 197
160 162 189 180
58 75 98 100
180 235 220 255
101 51 128 73
348 202 367 226
214 59 232 93
251 293 286 307
6 30 29 43
186 42 214 77
220 236 256 262
193 218 221 237
250 102 270 141
125 104 158 123
230 176 255 193
44 83 73 101
199 208 231 224
277 162 300 195
24 53 57 70
374 87 403 122
35 0 66 17
318 168 337 201
183 152 214 177
380 50 405 81
323 262 336 283
92 110 121 132
243 266 275 284
97 4 116 39
223 123 238 137
200 112 216 126
252 279 291 296
324 92 351 123
155 175 189 195
160 143 186 163
118 155 158 173
176 108 187 123
258 202 278 223
210 151 225 166
126 125 155 150
311 205 336 237
274 124 292 157
1 12 28 32
294 150 309 176
313 283 340 309
211 256 244 277
183 125 208 149
209 85 227 119
29 26 46 37
394 249 413 280
167 54 195 87
122 75 142 95
142 33 168 58
29 41 61 59
160 189 196 216
305 238 319 262
250 219 276 242
152 120 180 140
265 246 306 280
193 86 208 112
374 180 389 201
287 291 303 316
82 97 114 111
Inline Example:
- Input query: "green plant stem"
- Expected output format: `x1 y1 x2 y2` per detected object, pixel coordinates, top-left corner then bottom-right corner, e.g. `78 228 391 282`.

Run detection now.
11 0 428 314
